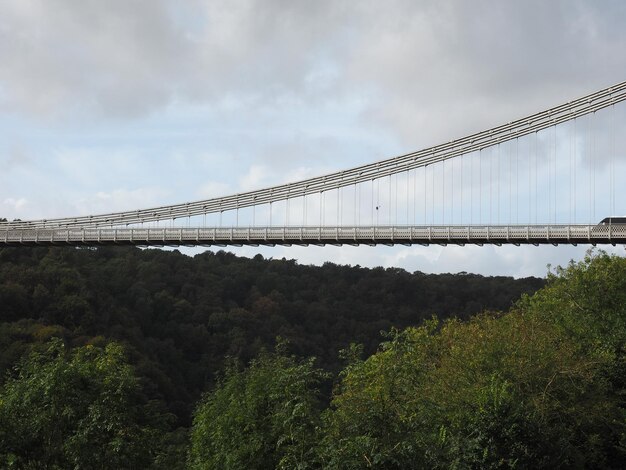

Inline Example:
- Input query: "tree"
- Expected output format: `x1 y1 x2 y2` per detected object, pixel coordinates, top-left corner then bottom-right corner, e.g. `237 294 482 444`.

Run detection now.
525 250 626 353
426 311 619 469
317 251 626 468
0 246 542 425
189 343 329 470
320 325 442 469
0 339 169 469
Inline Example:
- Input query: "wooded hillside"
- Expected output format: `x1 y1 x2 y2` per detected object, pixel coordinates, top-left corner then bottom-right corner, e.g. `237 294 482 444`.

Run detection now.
0 247 542 425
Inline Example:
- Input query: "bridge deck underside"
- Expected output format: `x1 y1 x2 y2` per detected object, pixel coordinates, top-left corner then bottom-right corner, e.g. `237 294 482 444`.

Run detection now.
1 225 625 247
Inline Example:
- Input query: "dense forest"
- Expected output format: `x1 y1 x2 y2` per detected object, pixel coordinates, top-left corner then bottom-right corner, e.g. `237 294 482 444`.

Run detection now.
2 247 625 468
0 247 541 425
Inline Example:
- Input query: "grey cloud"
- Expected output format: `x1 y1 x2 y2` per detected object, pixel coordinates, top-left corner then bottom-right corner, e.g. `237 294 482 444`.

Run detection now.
0 142 32 170
0 0 190 117
1 0 625 137
342 0 626 147
0 0 351 119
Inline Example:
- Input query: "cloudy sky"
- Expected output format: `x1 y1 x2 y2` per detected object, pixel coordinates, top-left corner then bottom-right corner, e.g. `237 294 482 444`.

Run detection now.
1 0 626 277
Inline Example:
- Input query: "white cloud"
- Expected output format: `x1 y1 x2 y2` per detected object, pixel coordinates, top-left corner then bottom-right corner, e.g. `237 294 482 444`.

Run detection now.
74 188 170 215
1 197 29 221
2 197 27 210
281 166 318 183
238 165 271 191
197 181 231 199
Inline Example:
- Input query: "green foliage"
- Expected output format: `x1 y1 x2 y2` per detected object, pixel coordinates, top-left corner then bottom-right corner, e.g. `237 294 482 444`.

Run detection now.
320 252 626 469
320 325 440 469
430 312 618 468
526 250 626 353
0 339 170 469
189 344 329 470
4 246 626 468
0 246 540 424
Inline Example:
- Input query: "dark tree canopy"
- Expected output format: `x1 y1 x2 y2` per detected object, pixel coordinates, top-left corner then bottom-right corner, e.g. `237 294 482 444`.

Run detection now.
1 246 626 468
0 339 170 469
189 343 328 470
0 246 542 425
187 251 626 469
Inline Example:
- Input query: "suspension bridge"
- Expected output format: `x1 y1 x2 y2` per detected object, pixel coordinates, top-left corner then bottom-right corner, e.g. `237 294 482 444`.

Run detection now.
2 81 626 247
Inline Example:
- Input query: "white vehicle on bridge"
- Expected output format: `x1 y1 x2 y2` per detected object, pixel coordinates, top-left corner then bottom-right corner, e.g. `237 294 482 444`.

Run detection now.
598 217 626 225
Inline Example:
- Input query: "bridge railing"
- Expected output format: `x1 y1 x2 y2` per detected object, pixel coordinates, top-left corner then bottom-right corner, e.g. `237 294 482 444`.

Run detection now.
2 224 625 246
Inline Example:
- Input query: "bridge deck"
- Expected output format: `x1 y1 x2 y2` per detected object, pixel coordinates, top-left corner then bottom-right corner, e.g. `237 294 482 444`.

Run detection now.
1 224 625 247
